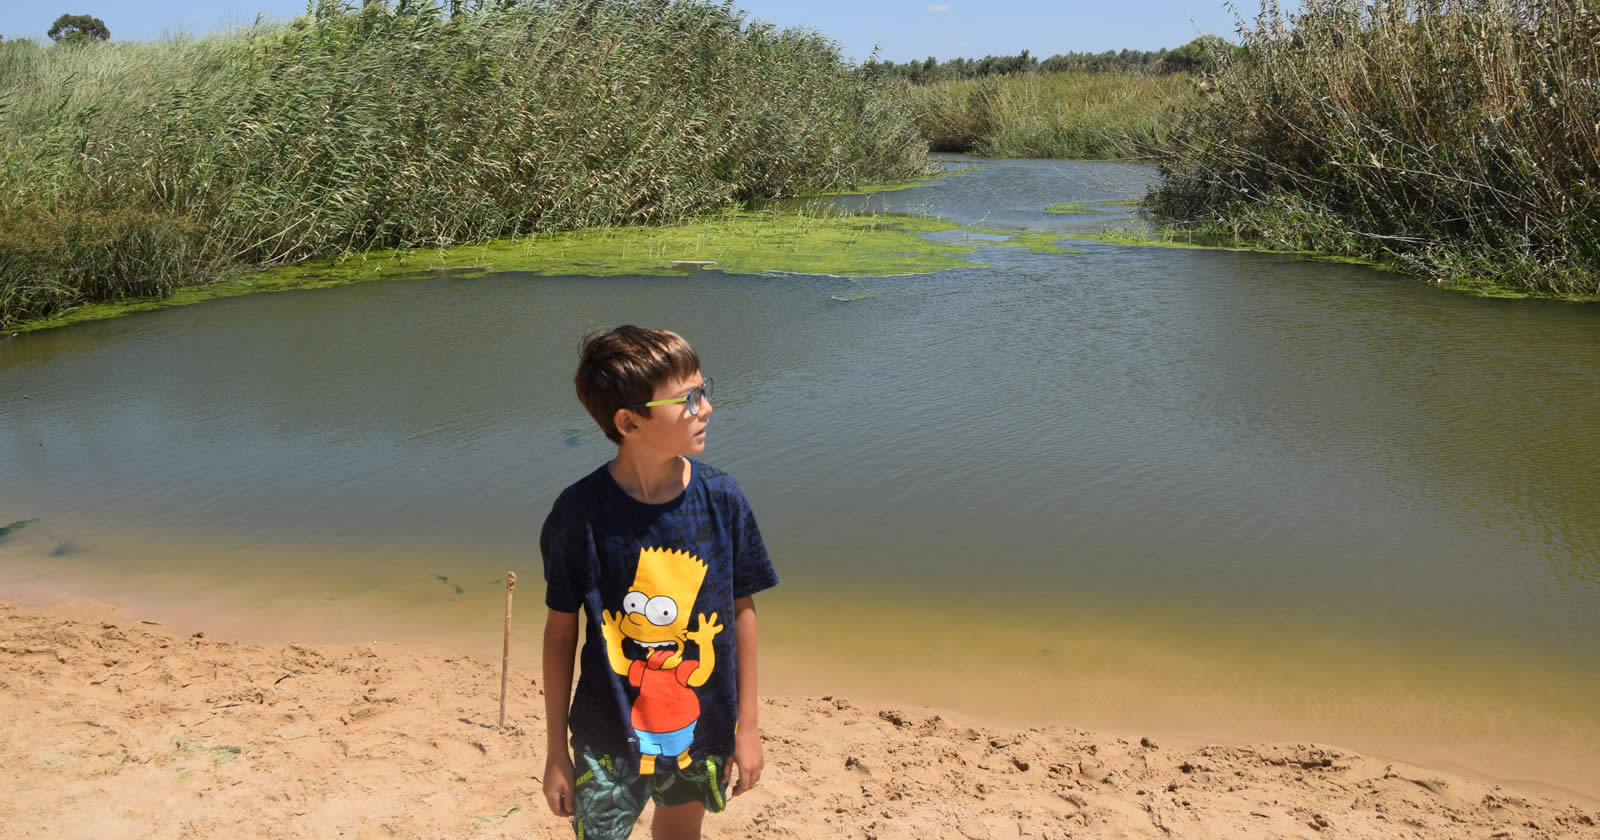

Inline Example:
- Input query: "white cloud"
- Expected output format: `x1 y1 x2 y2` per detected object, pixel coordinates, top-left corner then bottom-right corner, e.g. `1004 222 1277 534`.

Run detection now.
928 4 951 12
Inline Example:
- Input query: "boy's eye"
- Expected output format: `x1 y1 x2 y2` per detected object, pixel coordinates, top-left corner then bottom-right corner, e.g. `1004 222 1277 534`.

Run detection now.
645 596 678 626
623 592 648 615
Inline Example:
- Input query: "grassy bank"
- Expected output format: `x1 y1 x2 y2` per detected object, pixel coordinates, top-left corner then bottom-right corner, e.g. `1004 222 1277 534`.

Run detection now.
1148 0 1600 298
0 0 929 329
901 71 1198 159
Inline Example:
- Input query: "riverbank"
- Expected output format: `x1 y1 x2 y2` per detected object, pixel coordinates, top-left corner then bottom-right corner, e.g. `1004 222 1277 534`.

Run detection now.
4 599 1598 839
0 0 928 329
1073 221 1599 301
1146 0 1600 298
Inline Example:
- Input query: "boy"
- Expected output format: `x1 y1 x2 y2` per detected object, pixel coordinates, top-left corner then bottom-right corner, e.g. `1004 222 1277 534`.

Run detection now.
540 326 778 840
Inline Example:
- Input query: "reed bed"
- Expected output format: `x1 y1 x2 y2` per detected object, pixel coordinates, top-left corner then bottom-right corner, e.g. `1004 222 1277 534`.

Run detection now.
1148 0 1600 296
0 0 928 328
900 72 1198 159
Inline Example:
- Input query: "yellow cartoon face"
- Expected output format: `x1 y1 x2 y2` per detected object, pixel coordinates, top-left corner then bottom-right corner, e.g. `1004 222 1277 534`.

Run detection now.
618 547 708 647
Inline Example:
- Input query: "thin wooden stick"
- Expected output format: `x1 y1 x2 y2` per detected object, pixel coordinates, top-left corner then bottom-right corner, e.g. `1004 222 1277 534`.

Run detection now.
499 570 516 730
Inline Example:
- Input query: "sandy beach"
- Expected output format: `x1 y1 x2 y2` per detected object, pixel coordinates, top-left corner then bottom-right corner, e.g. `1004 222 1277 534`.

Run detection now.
3 598 1597 840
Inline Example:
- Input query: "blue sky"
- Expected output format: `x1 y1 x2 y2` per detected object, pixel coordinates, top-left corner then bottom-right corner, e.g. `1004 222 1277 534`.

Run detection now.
3 1 1262 61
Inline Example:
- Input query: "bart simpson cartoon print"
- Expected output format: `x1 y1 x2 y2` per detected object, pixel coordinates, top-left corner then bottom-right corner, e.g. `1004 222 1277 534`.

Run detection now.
600 547 724 774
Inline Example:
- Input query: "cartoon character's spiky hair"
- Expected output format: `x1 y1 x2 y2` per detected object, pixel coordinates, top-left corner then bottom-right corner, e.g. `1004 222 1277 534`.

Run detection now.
630 547 708 629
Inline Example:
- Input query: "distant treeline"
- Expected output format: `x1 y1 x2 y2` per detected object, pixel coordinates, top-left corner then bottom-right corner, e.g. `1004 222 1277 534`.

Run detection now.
862 37 1230 83
903 72 1196 159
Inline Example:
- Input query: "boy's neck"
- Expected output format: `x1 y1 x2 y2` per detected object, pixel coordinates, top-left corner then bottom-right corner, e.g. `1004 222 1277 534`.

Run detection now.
608 448 691 504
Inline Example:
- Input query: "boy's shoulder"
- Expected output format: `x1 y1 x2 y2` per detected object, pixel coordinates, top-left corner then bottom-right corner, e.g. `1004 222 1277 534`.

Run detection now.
694 459 733 489
548 464 612 518
693 461 758 509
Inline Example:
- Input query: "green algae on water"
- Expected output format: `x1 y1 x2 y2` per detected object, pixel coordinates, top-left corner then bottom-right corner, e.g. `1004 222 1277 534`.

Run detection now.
818 165 982 197
1070 223 1398 268
379 210 992 279
955 227 1080 256
16 211 1000 333
1044 199 1142 214
12 262 416 334
991 231 1081 255
1069 227 1226 250
1044 203 1113 215
14 208 1108 333
820 179 936 197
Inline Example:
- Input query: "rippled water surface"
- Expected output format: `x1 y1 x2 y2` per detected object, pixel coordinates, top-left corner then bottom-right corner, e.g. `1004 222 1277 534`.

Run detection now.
4 158 1598 797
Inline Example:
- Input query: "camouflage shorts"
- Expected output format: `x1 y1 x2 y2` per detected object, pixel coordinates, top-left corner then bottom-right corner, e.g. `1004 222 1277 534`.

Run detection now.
570 744 729 840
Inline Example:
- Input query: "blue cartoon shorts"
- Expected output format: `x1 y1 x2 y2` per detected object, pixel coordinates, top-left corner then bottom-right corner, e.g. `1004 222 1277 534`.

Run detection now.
570 744 729 840
635 723 695 757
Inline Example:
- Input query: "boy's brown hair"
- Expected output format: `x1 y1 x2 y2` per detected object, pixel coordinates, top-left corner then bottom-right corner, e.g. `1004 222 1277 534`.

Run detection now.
575 326 702 443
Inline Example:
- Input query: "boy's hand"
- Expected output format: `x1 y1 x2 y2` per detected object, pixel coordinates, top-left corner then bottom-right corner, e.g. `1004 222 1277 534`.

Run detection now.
543 752 576 817
723 727 763 796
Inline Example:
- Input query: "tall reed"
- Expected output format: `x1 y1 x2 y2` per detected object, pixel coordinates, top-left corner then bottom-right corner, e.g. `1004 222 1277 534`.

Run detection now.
901 72 1197 159
1148 0 1600 296
0 0 929 327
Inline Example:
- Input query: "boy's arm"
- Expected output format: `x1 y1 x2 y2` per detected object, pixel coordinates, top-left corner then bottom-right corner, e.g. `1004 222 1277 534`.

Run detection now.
727 595 763 795
542 608 580 817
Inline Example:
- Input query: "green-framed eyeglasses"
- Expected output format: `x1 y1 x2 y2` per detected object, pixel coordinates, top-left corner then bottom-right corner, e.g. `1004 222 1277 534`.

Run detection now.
623 378 714 416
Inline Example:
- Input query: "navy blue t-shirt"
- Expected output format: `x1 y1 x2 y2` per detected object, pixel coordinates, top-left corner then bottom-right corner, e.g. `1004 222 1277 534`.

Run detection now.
540 459 778 767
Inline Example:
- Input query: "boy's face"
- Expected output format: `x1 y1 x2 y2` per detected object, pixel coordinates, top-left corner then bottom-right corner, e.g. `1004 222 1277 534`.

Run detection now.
617 372 711 456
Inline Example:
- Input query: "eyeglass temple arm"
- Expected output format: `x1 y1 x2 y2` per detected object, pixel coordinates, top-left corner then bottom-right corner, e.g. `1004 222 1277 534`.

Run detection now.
628 381 707 409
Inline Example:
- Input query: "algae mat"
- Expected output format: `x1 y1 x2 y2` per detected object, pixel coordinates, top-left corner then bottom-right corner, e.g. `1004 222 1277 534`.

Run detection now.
17 211 1077 333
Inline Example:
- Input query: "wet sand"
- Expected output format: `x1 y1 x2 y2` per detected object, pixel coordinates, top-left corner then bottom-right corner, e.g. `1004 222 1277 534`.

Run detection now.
5 598 1598 840
6 540 1600 808
6 549 1598 806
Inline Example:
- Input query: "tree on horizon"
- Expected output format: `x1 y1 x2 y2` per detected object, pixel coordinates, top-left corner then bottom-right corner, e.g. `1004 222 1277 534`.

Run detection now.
48 13 111 45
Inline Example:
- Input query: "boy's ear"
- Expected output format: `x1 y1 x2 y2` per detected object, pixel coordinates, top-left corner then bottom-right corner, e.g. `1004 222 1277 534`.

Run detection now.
613 407 639 439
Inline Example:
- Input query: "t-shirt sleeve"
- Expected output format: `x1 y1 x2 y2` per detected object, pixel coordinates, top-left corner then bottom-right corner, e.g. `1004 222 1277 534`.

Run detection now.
731 490 778 600
540 506 586 613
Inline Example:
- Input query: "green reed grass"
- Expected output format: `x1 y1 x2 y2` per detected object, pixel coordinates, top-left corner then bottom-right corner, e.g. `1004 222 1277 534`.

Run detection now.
900 71 1198 159
1148 0 1600 297
0 0 929 328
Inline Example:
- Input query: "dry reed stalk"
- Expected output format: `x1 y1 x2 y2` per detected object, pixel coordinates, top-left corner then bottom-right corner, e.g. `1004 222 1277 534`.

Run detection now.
499 570 515 730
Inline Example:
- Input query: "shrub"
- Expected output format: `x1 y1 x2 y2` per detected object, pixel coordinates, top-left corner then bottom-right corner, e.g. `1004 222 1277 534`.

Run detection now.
1148 0 1600 296
1154 35 1235 75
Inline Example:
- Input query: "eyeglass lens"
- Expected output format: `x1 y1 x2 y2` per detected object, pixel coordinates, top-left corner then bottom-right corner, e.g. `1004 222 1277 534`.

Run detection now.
689 379 714 415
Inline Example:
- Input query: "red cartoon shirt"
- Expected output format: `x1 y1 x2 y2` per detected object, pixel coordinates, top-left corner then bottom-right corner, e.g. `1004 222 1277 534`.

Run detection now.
629 648 701 732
